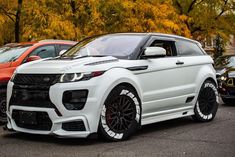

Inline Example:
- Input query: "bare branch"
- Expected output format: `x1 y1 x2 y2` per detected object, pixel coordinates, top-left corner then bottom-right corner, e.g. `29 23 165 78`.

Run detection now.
0 6 16 22
187 0 197 13
173 0 183 14
215 0 229 20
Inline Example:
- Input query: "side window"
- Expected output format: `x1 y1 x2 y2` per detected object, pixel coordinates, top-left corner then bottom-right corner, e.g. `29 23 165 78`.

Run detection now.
177 40 204 56
30 45 56 58
57 44 72 52
148 40 176 56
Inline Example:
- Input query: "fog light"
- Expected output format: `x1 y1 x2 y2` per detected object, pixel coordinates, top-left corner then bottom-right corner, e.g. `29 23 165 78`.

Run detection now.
62 90 88 110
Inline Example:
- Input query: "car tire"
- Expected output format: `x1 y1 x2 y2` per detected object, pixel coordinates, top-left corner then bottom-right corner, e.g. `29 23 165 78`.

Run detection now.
192 80 219 122
0 89 7 124
98 85 141 141
222 98 234 105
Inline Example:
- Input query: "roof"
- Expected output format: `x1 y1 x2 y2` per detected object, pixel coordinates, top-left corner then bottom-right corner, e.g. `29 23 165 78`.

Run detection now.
1 40 77 47
38 39 77 44
110 32 200 44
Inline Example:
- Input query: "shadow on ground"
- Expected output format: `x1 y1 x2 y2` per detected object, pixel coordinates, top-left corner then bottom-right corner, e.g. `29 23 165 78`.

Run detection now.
2 104 233 146
2 117 195 145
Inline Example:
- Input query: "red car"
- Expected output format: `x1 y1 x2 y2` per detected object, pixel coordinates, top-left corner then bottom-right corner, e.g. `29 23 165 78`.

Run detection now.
0 40 76 123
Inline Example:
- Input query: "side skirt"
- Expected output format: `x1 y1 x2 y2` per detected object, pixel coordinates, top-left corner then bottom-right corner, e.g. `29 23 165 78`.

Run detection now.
141 106 194 126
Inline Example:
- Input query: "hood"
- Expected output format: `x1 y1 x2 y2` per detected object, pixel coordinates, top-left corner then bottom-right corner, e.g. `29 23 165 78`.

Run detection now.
0 62 12 69
16 56 120 74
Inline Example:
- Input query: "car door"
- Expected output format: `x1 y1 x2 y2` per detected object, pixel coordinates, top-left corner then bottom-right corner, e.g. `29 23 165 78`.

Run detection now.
137 36 195 118
174 39 207 105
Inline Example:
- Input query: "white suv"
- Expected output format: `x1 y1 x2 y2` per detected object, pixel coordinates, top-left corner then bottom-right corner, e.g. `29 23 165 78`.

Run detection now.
6 33 218 141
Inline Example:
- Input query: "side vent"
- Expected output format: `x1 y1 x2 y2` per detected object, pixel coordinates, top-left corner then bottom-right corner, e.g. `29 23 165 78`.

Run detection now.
186 96 195 103
182 111 188 115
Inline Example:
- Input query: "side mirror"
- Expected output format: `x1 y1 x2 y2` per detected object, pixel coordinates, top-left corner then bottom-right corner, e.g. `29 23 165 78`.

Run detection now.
26 56 41 62
142 47 166 58
59 49 67 56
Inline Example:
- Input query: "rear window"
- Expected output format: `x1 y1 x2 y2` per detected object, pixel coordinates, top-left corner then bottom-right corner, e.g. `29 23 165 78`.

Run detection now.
177 40 204 56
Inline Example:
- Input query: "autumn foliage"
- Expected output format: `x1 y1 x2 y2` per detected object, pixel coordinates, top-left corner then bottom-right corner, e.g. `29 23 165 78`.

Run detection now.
0 0 234 45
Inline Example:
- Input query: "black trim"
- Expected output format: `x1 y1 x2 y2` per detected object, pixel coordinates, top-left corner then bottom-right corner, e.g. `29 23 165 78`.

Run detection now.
9 85 62 117
62 121 86 131
186 96 195 103
12 110 52 131
126 66 148 71
62 90 88 110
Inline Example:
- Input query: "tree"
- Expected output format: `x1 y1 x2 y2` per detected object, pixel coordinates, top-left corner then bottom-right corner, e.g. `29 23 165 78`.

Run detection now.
214 35 225 59
0 0 23 42
172 0 235 41
0 0 192 45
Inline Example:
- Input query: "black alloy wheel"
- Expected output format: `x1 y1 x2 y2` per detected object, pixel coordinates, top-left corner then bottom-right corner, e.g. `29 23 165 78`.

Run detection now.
99 85 141 141
106 95 136 133
192 80 219 122
198 87 217 115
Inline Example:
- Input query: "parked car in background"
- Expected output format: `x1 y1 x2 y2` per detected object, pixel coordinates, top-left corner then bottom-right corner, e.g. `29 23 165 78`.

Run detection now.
0 40 76 123
215 55 235 104
6 33 218 141
0 43 18 54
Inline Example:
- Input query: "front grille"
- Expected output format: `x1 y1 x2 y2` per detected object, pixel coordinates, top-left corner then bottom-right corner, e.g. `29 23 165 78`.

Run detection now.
9 85 56 108
13 74 60 86
12 110 52 131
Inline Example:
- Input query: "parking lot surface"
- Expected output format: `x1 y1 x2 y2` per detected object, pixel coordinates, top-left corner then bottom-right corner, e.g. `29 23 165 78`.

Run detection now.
0 103 234 157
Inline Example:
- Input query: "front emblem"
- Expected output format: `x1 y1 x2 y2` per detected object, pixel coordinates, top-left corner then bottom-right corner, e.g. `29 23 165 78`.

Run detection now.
43 77 50 82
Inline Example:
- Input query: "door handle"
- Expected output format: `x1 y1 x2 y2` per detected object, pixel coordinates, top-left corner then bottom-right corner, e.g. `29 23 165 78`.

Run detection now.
176 60 184 65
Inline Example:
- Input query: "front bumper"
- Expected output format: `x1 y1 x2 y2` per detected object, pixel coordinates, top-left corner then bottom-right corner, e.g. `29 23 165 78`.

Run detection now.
6 107 91 137
6 78 104 138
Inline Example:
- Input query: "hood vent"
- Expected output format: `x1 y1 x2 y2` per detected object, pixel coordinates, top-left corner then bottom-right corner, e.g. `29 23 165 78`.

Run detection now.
85 59 118 66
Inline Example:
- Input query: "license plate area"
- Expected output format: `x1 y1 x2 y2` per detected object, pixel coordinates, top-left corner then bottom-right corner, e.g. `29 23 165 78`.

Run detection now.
12 110 52 131
19 111 37 125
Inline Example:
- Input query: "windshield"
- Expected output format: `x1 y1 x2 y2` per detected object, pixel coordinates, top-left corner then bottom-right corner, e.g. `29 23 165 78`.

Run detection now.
62 35 144 59
0 45 32 63
215 56 235 68
0 46 9 54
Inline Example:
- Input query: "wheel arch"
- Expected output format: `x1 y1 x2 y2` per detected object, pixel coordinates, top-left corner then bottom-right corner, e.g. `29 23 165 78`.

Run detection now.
95 68 143 130
204 77 217 87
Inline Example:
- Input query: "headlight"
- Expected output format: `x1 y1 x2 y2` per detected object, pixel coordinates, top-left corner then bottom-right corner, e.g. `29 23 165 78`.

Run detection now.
59 71 105 83
60 73 83 83
220 76 227 81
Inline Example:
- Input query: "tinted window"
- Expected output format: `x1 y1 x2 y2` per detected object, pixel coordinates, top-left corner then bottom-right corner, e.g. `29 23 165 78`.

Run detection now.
177 40 204 56
57 44 72 52
30 45 56 58
149 40 176 56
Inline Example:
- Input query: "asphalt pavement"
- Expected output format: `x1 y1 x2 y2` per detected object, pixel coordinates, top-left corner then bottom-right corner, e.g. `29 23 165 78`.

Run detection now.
0 103 234 157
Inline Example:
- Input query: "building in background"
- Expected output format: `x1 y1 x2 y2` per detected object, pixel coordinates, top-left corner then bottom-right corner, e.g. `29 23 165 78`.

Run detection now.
202 35 235 56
